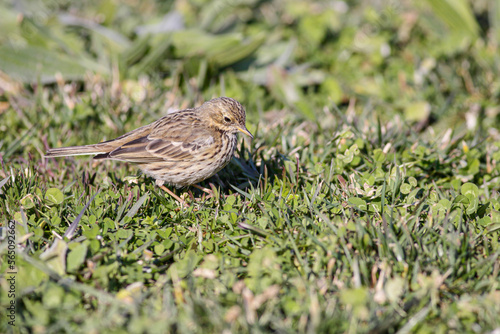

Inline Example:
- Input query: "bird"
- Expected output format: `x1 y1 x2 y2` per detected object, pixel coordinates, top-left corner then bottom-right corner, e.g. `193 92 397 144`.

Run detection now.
45 97 253 205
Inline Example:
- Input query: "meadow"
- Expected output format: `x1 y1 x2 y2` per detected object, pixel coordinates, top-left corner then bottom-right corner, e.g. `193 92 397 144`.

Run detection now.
0 0 499 333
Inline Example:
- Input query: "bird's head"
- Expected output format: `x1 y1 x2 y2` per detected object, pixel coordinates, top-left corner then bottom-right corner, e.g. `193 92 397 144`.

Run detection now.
200 97 253 138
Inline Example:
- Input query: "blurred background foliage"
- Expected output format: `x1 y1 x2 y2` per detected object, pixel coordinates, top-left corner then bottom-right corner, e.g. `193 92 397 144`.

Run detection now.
0 0 499 134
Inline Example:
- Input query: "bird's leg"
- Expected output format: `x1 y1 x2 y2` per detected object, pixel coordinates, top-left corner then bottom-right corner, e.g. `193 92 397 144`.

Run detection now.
156 180 189 207
192 184 213 195
192 183 239 199
192 183 226 202
159 184 188 206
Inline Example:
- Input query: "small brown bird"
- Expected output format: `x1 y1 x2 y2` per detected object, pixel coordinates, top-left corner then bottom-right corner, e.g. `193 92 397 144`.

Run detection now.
46 97 253 204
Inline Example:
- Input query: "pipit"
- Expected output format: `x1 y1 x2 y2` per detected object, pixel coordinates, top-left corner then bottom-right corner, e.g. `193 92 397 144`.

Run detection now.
45 97 253 205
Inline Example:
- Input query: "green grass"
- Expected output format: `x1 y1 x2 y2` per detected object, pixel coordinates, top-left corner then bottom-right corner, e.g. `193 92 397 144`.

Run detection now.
1 0 500 333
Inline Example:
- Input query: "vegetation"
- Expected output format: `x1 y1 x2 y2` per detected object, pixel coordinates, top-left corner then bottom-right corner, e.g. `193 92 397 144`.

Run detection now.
1 0 499 332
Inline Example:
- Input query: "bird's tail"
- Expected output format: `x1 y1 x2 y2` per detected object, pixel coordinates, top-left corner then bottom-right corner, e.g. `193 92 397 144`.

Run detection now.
45 123 153 159
45 143 113 158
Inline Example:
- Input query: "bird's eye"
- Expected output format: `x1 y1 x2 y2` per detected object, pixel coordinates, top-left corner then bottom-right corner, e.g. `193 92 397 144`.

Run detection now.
224 116 231 123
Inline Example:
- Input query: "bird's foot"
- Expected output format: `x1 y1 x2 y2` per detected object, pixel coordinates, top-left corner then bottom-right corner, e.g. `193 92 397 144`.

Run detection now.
192 183 238 201
158 184 189 207
192 184 215 197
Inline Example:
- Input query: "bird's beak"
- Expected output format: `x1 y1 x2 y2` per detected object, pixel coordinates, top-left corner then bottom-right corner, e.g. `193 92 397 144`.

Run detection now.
237 126 253 139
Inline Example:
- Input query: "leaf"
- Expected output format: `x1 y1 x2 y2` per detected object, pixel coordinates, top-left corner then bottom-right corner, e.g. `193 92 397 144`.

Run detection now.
461 183 479 197
120 193 149 224
168 250 203 279
492 0 500 44
404 101 431 122
21 194 35 209
127 34 172 78
437 199 451 211
0 175 10 191
466 197 479 216
82 224 99 239
40 238 68 276
400 183 412 195
154 244 165 255
476 202 489 218
67 243 88 273
340 287 368 307
408 177 417 187
230 184 252 200
453 195 469 205
135 11 184 35
43 285 65 308
0 45 89 83
465 158 480 176
211 33 265 67
486 223 500 234
58 13 131 51
321 77 343 104
424 0 478 39
117 229 132 239
45 188 64 206
64 191 100 239
348 197 367 211
168 29 264 68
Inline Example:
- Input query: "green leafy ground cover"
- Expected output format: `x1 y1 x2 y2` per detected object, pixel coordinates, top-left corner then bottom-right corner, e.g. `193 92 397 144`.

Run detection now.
1 0 500 333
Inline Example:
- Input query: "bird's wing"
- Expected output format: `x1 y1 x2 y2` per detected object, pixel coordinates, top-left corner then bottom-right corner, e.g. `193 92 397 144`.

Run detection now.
104 114 216 163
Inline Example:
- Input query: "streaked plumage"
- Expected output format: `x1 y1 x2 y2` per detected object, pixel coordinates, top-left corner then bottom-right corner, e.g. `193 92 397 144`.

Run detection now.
46 97 253 189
